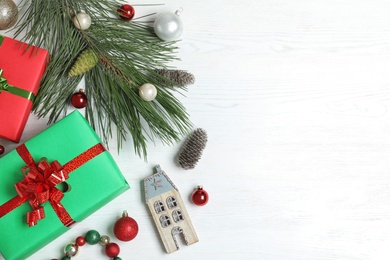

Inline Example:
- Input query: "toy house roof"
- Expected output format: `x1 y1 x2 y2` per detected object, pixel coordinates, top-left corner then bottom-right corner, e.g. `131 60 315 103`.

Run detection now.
144 165 178 202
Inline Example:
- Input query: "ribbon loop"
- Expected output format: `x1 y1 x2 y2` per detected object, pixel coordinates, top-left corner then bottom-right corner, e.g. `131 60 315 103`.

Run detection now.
0 69 11 92
26 206 45 227
14 154 70 227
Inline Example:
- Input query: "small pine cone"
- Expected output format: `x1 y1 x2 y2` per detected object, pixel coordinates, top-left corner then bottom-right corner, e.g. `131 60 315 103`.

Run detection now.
178 128 207 170
154 69 195 86
69 49 99 77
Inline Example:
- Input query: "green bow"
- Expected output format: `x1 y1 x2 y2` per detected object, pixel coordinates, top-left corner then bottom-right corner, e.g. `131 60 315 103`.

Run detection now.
0 69 35 102
0 69 12 92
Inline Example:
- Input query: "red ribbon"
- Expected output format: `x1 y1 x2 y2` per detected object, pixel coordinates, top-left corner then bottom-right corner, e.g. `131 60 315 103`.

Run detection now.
0 143 105 227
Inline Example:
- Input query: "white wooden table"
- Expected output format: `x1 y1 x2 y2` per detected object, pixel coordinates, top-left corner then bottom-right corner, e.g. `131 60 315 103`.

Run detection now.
2 0 390 259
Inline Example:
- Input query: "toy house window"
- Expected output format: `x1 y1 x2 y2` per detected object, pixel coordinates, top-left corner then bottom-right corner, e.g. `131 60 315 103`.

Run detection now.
167 196 178 209
159 215 172 228
154 201 166 214
172 210 184 222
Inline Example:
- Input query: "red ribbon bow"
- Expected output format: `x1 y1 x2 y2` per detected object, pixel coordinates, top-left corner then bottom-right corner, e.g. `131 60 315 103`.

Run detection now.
15 158 70 227
0 143 105 227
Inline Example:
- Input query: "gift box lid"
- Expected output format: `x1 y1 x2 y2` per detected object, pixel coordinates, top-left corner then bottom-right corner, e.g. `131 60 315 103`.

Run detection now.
0 110 129 260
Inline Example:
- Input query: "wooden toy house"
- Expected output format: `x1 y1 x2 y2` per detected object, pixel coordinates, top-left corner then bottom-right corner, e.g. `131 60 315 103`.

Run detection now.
144 165 199 253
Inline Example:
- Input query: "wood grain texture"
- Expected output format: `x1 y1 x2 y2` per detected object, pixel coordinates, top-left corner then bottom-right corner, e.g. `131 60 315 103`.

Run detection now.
1 0 390 259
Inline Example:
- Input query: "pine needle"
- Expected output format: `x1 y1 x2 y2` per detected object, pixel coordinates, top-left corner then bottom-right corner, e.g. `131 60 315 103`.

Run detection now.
13 0 193 158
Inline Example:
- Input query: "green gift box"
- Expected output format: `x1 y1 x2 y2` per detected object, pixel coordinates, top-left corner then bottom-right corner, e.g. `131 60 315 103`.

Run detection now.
0 111 129 260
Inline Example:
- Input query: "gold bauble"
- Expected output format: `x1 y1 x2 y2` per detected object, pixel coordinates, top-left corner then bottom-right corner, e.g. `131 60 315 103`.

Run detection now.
0 0 18 30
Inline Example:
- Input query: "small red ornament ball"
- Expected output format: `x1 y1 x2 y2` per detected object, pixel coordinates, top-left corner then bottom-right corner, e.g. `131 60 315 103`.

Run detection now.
114 210 139 241
105 243 120 258
191 186 209 206
117 4 135 21
71 90 87 109
0 145 4 155
75 236 86 246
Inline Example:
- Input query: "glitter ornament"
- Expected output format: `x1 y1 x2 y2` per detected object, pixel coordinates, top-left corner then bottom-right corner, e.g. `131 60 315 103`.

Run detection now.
114 210 139 241
0 0 18 30
154 9 183 41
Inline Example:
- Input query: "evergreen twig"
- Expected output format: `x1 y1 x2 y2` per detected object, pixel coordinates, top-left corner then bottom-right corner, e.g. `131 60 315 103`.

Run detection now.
13 0 193 158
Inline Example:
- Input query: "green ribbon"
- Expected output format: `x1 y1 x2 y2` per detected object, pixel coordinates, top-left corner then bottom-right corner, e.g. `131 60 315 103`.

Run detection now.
0 69 35 102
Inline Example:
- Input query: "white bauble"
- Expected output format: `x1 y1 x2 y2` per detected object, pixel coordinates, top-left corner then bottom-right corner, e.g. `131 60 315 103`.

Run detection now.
154 11 183 41
139 83 157 101
73 12 91 30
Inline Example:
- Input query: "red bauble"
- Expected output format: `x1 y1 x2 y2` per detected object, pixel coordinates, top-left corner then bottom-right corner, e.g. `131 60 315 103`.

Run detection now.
105 243 120 258
71 90 87 109
75 236 86 246
117 4 135 21
0 145 4 155
191 186 209 206
114 210 139 241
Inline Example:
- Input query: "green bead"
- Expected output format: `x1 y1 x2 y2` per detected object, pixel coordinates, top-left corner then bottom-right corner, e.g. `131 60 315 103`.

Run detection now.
61 256 71 260
85 230 101 245
113 257 122 260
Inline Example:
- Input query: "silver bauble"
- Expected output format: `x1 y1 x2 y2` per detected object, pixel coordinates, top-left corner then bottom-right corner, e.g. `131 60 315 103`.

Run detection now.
0 0 18 30
154 11 183 41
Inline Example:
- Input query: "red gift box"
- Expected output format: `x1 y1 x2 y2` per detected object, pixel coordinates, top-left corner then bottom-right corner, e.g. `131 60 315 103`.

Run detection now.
0 36 48 142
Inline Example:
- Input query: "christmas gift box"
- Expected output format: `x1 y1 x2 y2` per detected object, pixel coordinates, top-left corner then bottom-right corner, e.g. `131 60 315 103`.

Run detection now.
0 111 129 260
0 35 48 142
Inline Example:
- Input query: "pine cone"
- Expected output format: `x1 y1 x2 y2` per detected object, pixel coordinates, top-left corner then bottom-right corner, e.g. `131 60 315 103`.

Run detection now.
68 49 99 77
154 69 195 86
178 128 207 170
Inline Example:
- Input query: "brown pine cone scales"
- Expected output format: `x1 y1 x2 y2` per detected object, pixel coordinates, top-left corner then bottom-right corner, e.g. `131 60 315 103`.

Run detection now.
178 128 208 170
154 69 195 86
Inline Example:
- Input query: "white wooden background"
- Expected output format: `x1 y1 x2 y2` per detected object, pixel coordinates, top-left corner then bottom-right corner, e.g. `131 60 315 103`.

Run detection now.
1 0 390 259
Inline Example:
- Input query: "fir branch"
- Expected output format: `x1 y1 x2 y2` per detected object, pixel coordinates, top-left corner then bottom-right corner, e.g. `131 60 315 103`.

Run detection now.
14 0 193 157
